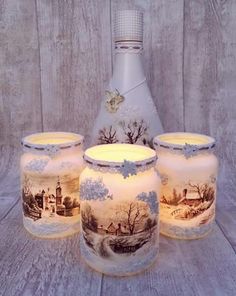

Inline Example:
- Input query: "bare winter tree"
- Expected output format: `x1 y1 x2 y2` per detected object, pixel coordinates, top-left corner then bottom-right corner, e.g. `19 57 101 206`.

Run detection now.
160 195 168 204
22 174 32 195
81 203 98 232
22 174 41 215
188 182 215 202
115 201 149 235
144 218 157 233
63 197 73 209
120 120 148 144
81 203 92 227
203 186 215 201
98 126 118 144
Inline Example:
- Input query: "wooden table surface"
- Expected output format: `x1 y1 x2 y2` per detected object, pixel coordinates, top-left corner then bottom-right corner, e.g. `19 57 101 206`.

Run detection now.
1 158 236 296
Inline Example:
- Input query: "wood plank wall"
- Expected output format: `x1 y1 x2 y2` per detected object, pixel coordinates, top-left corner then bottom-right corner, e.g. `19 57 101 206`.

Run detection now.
0 0 236 238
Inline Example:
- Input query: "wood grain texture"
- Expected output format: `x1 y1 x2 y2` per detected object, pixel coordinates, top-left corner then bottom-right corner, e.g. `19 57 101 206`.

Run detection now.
216 170 236 252
1 195 236 296
0 0 236 295
0 201 102 296
183 0 236 168
111 0 184 131
184 0 236 143
0 0 42 145
184 0 236 248
0 147 20 219
36 0 112 146
0 0 42 217
101 224 236 296
147 0 184 132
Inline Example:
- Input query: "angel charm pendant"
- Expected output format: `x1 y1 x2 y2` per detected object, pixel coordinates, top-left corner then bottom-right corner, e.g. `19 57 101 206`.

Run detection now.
105 89 125 113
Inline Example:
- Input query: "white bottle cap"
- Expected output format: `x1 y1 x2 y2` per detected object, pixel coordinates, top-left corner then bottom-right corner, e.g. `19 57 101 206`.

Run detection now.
114 10 143 42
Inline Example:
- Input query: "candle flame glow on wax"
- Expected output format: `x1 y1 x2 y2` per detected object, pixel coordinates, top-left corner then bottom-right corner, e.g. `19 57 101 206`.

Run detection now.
23 132 83 145
156 133 215 146
85 144 156 163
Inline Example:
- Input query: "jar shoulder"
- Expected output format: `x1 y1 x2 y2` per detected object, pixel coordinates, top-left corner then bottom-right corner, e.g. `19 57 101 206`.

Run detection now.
157 152 218 169
21 151 84 173
80 167 161 191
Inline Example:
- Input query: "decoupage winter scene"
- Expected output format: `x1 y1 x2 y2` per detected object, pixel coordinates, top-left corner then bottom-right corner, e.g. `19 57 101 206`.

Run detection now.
92 87 163 148
79 177 159 275
159 173 217 238
22 172 80 237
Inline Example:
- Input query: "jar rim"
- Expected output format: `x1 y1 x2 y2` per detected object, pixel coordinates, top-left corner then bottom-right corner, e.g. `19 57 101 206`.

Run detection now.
21 132 84 151
153 132 215 152
84 144 157 168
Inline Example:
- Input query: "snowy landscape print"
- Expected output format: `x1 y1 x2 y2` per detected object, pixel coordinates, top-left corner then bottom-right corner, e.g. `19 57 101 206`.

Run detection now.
160 180 216 227
79 178 159 271
22 173 80 237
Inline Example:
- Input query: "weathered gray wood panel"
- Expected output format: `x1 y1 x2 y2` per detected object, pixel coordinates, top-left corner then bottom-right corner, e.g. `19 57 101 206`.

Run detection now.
0 0 42 145
0 0 42 216
216 181 236 251
184 0 236 178
0 196 19 221
102 226 236 296
184 0 236 248
147 0 184 131
36 0 111 146
184 0 236 136
1 201 236 296
0 201 102 296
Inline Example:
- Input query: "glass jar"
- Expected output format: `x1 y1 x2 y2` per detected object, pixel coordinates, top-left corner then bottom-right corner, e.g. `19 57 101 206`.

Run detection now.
153 132 218 240
79 144 160 276
21 132 84 238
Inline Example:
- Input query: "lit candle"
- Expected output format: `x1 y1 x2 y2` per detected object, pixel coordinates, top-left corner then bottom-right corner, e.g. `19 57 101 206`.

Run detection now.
21 132 84 238
79 144 160 276
154 132 218 240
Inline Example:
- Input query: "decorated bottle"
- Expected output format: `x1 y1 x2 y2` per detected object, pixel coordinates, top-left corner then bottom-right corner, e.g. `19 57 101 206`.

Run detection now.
91 10 163 147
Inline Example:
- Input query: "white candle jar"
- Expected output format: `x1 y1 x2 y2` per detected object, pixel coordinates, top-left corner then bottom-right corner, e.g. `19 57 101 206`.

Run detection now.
21 132 84 238
79 144 160 276
153 133 218 240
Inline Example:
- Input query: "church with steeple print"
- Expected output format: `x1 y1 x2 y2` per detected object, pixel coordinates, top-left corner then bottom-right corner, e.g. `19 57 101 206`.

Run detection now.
22 176 80 221
56 177 63 206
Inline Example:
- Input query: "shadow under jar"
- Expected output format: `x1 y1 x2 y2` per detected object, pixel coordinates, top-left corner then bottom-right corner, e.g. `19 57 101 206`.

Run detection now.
153 133 218 240
21 132 84 239
79 144 160 276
